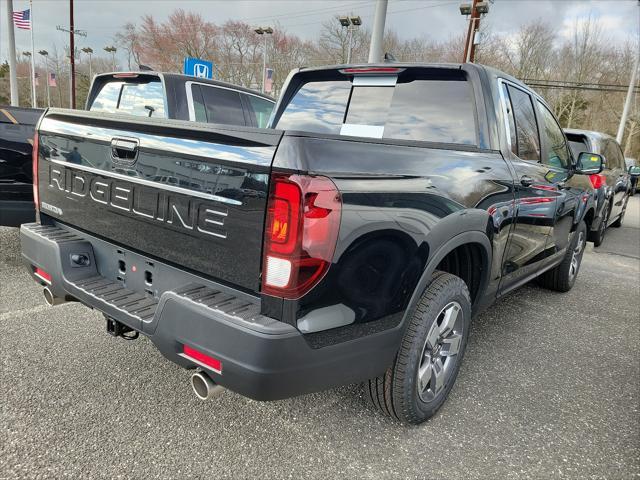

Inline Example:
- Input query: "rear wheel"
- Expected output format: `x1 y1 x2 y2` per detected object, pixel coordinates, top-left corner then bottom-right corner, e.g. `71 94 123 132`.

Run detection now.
536 221 586 292
365 271 471 424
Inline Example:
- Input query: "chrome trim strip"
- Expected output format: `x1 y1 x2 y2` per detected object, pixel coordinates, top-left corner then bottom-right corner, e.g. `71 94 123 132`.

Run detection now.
49 158 243 206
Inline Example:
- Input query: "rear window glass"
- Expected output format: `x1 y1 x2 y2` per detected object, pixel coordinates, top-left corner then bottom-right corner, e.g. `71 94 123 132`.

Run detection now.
90 79 166 118
275 76 477 145
276 81 351 134
567 137 589 158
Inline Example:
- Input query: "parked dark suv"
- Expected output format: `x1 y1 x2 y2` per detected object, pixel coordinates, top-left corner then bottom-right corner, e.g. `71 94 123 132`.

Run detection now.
565 129 632 245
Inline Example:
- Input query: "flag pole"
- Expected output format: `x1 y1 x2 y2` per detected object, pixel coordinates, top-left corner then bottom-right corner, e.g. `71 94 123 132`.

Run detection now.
29 0 37 107
6 0 19 105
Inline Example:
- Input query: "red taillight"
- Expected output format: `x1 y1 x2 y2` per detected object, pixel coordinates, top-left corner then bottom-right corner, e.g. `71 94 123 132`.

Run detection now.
32 132 39 211
589 174 605 189
34 267 51 283
262 174 341 299
182 344 222 373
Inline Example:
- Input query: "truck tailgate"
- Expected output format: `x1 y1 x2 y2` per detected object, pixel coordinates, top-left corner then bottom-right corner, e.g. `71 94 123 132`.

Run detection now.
36 110 282 292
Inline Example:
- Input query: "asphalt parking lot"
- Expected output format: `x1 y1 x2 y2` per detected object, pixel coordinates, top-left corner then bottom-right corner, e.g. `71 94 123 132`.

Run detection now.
1 199 639 480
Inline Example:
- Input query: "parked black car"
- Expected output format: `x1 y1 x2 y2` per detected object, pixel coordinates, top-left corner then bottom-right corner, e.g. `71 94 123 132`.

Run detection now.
21 63 602 424
0 72 275 226
565 129 632 246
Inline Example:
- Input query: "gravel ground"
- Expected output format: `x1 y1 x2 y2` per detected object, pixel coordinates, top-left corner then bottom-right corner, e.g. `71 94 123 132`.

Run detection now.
1 198 639 479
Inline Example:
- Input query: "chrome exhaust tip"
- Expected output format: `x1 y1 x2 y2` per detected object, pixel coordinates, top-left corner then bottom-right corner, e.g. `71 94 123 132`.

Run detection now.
43 287 65 306
190 371 224 400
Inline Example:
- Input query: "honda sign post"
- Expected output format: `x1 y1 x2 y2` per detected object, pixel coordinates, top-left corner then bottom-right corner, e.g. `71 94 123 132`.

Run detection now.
183 57 213 79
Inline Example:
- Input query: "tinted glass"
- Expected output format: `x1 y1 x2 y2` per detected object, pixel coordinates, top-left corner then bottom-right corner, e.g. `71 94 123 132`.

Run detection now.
500 83 517 155
200 85 245 126
384 80 476 144
276 81 351 134
90 81 121 113
191 85 207 123
567 137 589 159
604 140 624 169
277 78 476 144
537 101 570 169
246 95 275 128
507 86 540 161
345 86 395 126
118 82 166 117
90 80 166 118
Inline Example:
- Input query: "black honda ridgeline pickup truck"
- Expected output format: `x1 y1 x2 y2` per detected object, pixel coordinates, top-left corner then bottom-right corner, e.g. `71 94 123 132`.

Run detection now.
21 64 604 424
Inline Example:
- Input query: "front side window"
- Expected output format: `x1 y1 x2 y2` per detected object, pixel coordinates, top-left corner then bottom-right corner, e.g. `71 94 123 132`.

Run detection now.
537 101 570 169
507 85 540 161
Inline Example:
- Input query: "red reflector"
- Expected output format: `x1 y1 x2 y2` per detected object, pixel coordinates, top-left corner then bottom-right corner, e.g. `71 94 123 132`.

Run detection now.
34 267 51 282
183 345 222 373
589 174 605 189
341 67 403 74
32 132 39 211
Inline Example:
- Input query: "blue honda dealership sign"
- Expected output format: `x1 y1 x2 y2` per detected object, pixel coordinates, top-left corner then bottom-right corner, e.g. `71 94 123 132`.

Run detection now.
183 57 213 79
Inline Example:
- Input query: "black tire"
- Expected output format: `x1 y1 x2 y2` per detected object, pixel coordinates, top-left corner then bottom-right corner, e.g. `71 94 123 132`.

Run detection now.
592 203 609 247
365 271 471 424
536 221 587 292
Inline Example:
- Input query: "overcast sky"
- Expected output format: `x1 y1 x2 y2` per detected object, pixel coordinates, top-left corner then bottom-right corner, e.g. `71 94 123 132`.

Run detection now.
1 0 638 67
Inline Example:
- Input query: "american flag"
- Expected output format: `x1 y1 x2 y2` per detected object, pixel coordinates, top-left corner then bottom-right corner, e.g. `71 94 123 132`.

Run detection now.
49 73 57 87
265 68 274 93
12 9 31 30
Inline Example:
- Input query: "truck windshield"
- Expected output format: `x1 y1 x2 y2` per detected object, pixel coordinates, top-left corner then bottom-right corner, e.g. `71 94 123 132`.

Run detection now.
275 73 477 145
90 79 166 118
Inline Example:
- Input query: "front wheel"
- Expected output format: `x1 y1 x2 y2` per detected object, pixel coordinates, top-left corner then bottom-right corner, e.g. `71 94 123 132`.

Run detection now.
592 203 609 247
365 271 471 424
536 221 587 292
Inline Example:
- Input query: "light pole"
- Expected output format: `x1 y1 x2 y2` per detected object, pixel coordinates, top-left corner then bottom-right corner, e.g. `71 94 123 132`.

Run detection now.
81 47 94 81
254 27 273 94
23 51 36 107
104 46 117 71
338 16 362 64
38 50 51 107
460 1 489 63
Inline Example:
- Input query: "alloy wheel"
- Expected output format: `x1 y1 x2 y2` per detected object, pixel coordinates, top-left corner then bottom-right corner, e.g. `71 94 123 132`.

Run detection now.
417 301 464 402
569 231 585 281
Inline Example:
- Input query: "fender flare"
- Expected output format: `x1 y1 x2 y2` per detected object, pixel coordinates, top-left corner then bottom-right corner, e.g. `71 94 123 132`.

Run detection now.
399 229 493 331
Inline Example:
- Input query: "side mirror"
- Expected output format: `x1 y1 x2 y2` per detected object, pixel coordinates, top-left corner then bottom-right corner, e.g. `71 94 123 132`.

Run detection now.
575 152 604 175
628 165 640 176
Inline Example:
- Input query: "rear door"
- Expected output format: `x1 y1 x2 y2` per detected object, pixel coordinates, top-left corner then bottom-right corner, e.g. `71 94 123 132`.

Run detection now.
498 81 558 290
603 139 628 218
37 110 281 292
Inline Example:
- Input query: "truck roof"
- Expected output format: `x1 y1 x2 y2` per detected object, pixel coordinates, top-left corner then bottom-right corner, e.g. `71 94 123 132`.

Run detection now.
93 71 276 102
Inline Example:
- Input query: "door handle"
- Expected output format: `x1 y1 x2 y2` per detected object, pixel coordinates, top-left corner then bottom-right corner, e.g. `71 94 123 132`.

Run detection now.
520 175 534 187
110 137 139 163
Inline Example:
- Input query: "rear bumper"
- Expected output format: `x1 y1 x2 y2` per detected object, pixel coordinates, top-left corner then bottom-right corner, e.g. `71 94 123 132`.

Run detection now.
0 200 35 227
20 221 400 400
